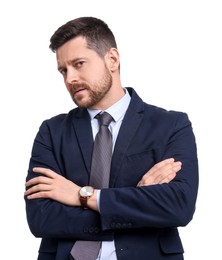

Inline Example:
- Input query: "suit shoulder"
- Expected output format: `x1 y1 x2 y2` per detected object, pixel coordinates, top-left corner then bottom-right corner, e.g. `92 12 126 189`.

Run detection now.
39 107 81 128
142 102 191 127
128 87 189 120
144 102 188 117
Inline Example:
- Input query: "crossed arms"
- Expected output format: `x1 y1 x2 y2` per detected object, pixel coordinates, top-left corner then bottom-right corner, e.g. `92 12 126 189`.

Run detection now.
25 158 182 212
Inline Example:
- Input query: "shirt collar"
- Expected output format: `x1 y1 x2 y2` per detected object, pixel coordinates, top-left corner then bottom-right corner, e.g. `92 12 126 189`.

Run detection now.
87 88 131 122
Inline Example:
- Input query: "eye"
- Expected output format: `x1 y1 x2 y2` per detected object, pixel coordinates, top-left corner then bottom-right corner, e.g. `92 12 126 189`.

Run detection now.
75 60 85 69
59 68 67 75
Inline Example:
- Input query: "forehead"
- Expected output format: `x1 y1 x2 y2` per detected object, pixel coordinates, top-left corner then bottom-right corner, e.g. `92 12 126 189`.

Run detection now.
56 36 92 65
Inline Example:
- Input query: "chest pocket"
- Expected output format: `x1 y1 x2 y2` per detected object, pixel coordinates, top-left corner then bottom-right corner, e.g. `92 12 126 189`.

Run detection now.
113 149 159 187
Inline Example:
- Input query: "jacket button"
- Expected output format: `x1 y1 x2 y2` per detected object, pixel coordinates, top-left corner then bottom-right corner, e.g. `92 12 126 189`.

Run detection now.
89 227 94 233
127 223 132 228
116 223 121 228
110 223 116 229
95 227 100 233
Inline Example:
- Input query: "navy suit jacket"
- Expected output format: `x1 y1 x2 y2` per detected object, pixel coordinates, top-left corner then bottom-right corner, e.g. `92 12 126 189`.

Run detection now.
25 88 198 260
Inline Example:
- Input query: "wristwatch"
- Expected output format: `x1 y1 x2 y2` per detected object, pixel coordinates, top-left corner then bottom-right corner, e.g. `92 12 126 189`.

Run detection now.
79 186 94 208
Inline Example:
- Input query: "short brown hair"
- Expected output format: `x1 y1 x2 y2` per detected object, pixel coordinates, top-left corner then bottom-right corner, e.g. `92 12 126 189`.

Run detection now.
49 17 117 58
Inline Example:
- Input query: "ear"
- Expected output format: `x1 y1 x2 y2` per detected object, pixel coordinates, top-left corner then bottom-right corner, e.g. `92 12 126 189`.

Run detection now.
105 48 120 72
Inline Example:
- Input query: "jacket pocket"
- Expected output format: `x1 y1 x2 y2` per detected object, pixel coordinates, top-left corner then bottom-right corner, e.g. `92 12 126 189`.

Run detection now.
159 228 184 254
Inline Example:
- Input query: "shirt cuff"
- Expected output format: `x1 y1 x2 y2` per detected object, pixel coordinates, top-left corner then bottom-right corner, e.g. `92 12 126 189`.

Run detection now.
96 189 101 212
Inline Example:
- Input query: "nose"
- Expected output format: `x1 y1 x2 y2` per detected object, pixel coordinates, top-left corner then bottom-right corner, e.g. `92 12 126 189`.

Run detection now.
65 68 79 85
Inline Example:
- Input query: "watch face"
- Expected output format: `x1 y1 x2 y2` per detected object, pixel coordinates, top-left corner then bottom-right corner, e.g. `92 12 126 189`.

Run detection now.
80 186 94 197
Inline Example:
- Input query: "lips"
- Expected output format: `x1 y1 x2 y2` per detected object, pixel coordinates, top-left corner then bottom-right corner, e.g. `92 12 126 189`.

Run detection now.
70 82 89 98
74 88 86 95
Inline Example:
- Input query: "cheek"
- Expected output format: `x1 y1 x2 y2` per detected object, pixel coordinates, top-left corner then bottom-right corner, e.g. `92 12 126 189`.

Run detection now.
65 82 71 93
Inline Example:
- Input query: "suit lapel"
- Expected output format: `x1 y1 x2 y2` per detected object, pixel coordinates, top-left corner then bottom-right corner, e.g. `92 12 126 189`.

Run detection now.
72 108 94 174
110 89 144 187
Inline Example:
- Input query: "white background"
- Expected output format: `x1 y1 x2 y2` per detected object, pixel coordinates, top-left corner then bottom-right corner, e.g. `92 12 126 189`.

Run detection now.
0 0 221 259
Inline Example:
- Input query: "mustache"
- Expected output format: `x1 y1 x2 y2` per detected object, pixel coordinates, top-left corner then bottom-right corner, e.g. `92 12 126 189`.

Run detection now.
71 82 90 92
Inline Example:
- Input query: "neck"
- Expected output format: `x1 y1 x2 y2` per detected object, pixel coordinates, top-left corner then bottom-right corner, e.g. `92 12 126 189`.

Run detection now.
91 85 125 110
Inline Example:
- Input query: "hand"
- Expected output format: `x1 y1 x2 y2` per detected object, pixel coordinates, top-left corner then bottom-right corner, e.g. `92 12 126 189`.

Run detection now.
24 167 81 206
137 158 182 186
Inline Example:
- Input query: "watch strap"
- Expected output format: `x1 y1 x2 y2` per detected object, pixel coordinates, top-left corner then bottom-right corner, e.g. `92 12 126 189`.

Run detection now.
80 196 88 208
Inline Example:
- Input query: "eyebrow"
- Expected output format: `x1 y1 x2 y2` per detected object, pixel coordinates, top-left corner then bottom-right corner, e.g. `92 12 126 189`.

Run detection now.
57 57 87 71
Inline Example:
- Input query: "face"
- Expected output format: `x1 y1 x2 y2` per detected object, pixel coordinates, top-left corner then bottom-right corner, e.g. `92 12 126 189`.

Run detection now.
56 36 113 109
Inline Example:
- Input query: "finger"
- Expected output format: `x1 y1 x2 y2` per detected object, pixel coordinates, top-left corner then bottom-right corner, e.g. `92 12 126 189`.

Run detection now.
148 158 175 175
32 167 57 178
172 162 182 172
159 172 177 184
25 176 53 187
153 162 182 183
138 161 182 186
24 183 51 196
153 161 182 177
26 190 52 200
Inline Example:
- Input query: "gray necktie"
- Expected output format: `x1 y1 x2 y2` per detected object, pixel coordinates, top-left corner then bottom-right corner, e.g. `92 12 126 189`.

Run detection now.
70 112 113 260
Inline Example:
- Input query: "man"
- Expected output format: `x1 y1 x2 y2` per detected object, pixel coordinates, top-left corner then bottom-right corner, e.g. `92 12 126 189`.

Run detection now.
24 17 199 260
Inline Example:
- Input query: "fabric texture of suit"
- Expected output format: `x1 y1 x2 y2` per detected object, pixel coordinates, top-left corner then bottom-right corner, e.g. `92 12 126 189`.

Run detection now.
25 87 199 260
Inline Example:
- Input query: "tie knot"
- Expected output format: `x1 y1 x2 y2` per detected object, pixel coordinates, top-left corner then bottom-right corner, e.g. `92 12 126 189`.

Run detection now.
96 112 113 126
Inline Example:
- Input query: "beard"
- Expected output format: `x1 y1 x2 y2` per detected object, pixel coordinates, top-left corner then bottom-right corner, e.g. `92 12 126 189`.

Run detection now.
69 66 112 108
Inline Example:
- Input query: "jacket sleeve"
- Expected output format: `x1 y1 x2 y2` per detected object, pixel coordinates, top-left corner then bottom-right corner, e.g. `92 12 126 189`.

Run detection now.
25 117 113 241
99 112 199 231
